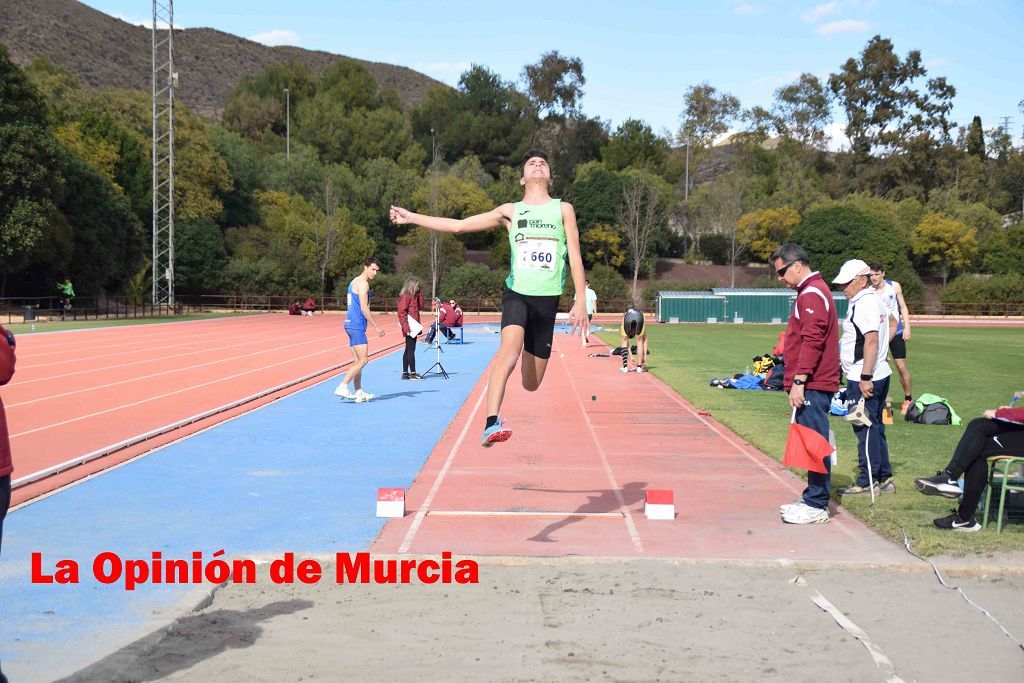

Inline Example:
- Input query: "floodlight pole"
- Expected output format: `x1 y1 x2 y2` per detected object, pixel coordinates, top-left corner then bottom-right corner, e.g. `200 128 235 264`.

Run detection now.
151 0 175 307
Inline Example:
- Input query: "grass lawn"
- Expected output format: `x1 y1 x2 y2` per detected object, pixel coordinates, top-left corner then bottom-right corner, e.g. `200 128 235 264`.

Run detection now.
600 324 1024 556
3 311 262 335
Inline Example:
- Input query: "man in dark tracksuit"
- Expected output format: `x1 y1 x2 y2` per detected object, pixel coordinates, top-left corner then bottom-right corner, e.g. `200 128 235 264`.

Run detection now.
772 243 841 525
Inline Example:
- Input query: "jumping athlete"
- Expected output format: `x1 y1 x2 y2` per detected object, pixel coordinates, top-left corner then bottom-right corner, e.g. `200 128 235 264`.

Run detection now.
335 259 385 403
390 150 588 446
619 307 648 373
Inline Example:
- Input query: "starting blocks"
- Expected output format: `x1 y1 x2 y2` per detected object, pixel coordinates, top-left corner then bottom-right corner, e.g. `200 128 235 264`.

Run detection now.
644 489 675 520
376 488 405 518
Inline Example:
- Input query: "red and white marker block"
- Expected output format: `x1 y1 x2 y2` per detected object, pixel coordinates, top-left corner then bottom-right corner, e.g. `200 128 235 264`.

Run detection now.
376 488 405 518
644 489 675 520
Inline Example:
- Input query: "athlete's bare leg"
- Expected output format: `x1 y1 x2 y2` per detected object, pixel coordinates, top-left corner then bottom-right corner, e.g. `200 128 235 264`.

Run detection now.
520 351 550 391
894 357 911 398
342 344 369 391
487 325 525 416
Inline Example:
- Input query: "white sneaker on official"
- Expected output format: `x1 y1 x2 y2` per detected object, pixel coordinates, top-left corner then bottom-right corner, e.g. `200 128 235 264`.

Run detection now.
354 390 375 403
779 499 804 514
335 385 356 400
620 367 629 373
781 502 829 524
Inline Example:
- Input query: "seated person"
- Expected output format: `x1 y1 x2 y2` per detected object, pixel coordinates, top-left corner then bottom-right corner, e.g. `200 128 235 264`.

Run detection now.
424 299 464 344
915 391 1024 531
288 300 302 316
619 307 648 373
302 296 316 316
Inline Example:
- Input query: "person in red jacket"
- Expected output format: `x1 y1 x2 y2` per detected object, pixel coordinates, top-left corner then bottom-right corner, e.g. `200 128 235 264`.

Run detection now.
424 299 463 344
914 392 1024 531
288 301 302 315
302 297 316 316
397 278 425 380
771 243 841 525
0 324 16 555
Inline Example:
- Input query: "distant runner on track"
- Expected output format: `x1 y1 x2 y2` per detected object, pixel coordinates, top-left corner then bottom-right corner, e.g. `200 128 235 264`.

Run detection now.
390 149 588 447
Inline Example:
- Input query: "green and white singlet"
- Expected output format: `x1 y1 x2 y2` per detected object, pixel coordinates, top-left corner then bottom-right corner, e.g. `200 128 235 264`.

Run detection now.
505 199 568 296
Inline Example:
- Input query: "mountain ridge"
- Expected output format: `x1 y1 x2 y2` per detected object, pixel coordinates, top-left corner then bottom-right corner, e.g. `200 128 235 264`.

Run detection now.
0 0 447 117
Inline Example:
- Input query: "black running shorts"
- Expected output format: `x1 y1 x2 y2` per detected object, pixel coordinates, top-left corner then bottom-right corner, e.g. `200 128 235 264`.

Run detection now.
890 334 907 360
501 288 560 360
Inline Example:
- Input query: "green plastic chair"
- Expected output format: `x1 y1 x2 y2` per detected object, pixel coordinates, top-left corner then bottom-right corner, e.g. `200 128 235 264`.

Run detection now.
982 455 1024 533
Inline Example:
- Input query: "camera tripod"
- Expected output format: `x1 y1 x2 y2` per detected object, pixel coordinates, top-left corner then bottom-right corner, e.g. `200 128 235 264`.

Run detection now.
421 302 449 379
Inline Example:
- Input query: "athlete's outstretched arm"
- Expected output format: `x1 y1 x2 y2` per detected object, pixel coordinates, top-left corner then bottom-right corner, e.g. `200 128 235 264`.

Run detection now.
562 202 588 337
389 204 512 235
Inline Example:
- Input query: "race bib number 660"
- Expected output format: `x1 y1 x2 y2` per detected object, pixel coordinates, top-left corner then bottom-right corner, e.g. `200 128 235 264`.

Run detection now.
516 238 557 271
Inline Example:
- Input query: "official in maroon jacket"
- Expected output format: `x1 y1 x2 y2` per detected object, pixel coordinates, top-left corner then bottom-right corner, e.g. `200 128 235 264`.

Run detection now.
772 243 841 525
0 324 16 554
397 278 425 380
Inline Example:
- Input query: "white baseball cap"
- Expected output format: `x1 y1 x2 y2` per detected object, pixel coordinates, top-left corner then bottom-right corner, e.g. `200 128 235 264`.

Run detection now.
832 259 870 285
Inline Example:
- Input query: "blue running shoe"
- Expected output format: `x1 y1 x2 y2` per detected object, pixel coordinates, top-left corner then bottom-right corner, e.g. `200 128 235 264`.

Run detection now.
481 418 512 447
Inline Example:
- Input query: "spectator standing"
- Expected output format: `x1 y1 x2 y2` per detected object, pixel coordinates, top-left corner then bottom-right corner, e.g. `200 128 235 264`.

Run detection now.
397 278 425 380
57 278 74 321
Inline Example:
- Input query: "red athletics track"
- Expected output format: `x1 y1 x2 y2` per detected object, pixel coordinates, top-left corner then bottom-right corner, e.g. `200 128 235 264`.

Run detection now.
374 332 907 563
6 315 403 506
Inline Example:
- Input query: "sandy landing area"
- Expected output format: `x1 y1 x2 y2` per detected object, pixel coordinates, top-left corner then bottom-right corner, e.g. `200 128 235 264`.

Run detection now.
60 557 1024 682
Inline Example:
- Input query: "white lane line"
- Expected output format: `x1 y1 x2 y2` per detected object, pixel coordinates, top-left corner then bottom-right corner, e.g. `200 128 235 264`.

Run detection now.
10 347 337 439
560 338 644 554
7 336 334 408
427 510 625 518
397 384 488 554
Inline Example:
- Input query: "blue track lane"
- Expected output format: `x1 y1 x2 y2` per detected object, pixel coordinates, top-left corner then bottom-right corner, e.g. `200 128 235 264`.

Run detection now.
0 327 498 681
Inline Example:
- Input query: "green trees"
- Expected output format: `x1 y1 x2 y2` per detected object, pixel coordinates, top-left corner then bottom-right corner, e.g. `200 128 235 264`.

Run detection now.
829 35 955 161
911 213 977 285
602 119 669 173
737 206 800 262
411 65 533 176
791 205 924 303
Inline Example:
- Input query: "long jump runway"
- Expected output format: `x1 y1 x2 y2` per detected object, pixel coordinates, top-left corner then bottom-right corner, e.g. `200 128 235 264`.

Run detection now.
375 332 906 564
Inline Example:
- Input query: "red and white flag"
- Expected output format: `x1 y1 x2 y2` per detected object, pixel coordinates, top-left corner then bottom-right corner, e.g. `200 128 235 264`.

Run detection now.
783 414 833 474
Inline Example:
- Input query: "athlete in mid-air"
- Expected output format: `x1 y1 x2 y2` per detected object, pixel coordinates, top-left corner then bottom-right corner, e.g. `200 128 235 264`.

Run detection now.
390 150 588 446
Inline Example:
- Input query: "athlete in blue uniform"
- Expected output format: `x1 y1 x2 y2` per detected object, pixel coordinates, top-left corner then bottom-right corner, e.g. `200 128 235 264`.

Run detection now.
335 259 385 402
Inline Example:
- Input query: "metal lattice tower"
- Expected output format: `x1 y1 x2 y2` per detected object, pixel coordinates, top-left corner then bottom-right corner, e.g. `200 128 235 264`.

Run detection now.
152 1 175 306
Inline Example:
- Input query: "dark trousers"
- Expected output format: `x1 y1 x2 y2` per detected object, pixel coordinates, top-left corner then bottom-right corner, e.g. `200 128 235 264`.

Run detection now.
797 389 833 510
947 417 1024 519
0 474 10 556
846 376 892 486
403 336 417 374
424 322 453 344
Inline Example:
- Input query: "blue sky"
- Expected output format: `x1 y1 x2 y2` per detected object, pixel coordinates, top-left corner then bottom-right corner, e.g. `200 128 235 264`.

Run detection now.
84 1 1023 148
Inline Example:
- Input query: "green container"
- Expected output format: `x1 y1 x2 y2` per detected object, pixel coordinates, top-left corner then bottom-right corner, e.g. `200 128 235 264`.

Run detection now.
656 292 726 323
713 289 794 323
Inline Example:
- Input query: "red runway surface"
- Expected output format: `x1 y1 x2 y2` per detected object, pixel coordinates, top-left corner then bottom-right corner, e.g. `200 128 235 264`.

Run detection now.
6 315 401 506
374 333 906 563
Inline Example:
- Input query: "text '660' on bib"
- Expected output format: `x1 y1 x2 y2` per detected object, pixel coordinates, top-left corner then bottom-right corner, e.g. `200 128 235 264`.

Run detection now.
516 238 558 271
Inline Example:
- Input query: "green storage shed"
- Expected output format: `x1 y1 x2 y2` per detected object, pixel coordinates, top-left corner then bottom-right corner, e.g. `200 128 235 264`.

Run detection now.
656 292 727 323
